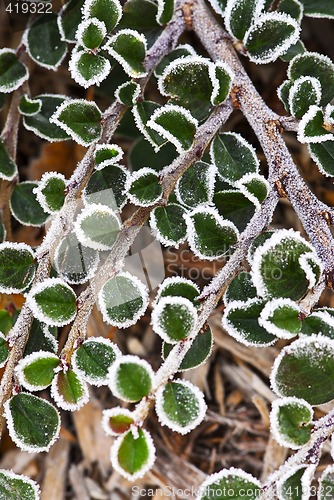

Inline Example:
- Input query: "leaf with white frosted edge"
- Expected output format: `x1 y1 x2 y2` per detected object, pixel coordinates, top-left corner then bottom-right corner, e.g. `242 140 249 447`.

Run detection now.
82 0 122 32
308 141 334 177
127 168 162 206
150 203 188 248
318 465 334 500
132 101 167 150
83 165 128 211
15 351 59 391
280 39 306 63
288 76 322 118
207 0 227 16
288 52 334 105
270 335 334 405
277 79 292 112
235 173 269 207
301 309 334 338
110 427 156 481
154 44 197 77
115 81 141 106
214 190 256 232
108 355 154 402
51 369 89 411
224 0 265 40
223 271 257 305
147 104 198 153
18 95 42 116
98 272 149 328
50 99 102 146
10 182 49 227
244 12 301 64
210 61 234 105
155 276 200 307
0 242 35 294
69 48 111 88
247 230 276 265
76 18 106 49
259 298 301 339
0 469 40 499
222 298 277 347
26 278 77 327
155 380 206 434
72 337 121 386
196 468 261 500
162 325 213 371
0 48 29 93
299 0 334 19
58 0 85 43
184 206 239 261
0 138 17 181
151 296 197 343
23 94 71 142
24 14 67 70
74 204 120 251
175 161 216 208
4 393 60 453
105 29 147 78
250 229 322 300
156 0 174 25
324 104 334 128
270 397 313 450
102 407 134 436
34 172 66 214
210 132 259 184
297 105 334 144
277 465 315 500
0 334 9 368
278 0 304 22
24 320 58 356
94 143 123 169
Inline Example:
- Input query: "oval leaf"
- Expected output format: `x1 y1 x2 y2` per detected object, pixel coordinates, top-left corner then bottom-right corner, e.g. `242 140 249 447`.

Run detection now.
0 242 35 294
108 355 154 402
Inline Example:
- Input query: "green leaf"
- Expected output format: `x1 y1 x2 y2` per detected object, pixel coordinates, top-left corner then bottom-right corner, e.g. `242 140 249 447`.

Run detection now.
210 132 259 184
151 296 197 343
16 351 59 391
280 39 305 62
0 469 40 499
278 0 304 21
74 204 120 250
0 138 17 181
83 164 128 211
27 278 77 327
259 299 301 338
156 380 206 433
288 76 321 118
197 468 261 499
24 319 58 356
102 407 134 435
236 173 269 205
162 326 213 371
271 336 334 405
271 397 313 449
77 18 106 49
4 393 60 452
73 337 120 386
244 12 300 64
18 95 42 116
0 310 12 335
309 140 334 176
129 137 177 171
223 298 277 346
128 168 162 206
319 466 334 500
10 182 49 227
83 0 122 32
176 161 215 208
0 334 9 368
301 310 334 338
297 105 333 143
150 203 187 247
69 49 111 88
98 272 148 328
214 190 256 232
26 14 67 70
224 272 257 304
0 242 35 294
156 277 200 306
112 428 155 481
94 143 123 168
277 79 292 112
277 465 312 500
106 29 147 78
207 0 227 16
51 369 89 411
58 0 85 43
132 101 167 149
154 44 196 77
115 81 140 106
50 99 102 146
185 207 239 260
0 49 28 93
109 355 153 402
299 0 334 18
35 172 66 214
225 0 262 40
157 0 174 25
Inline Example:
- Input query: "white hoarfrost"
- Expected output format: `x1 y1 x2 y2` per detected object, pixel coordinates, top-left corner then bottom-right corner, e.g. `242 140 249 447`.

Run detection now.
126 167 162 206
324 104 334 127
235 172 269 209
114 81 141 106
151 296 198 344
0 469 41 498
18 95 42 116
270 397 313 450
318 465 334 500
154 276 200 306
288 76 322 117
82 0 122 27
288 51 334 81
94 143 124 169
23 27 67 71
75 17 107 48
108 355 154 402
0 48 28 93
104 29 148 78
50 371 89 411
175 162 216 208
196 467 261 500
209 61 234 105
0 242 35 294
277 465 316 500
149 204 188 248
33 172 66 214
224 0 266 39
15 351 59 392
297 105 334 144
259 298 300 339
69 48 111 89
101 407 134 436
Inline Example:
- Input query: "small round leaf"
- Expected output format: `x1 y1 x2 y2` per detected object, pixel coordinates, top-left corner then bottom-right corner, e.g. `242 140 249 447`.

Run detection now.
151 296 197 344
0 242 35 294
108 355 154 402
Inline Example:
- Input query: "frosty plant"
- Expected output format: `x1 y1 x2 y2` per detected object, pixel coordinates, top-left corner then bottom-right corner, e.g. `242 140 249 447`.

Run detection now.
2 0 334 497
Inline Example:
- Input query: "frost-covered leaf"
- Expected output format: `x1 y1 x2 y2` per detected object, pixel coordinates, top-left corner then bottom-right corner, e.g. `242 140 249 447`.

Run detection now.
247 230 276 264
210 132 259 184
10 182 49 227
25 14 67 70
155 380 206 434
127 168 162 206
15 351 59 391
147 104 198 153
162 326 213 371
299 0 334 19
154 44 196 77
53 232 99 285
0 334 9 368
184 206 239 261
301 309 334 338
0 138 17 181
23 94 71 142
132 101 166 149
0 469 40 500
318 465 334 500
95 143 123 169
225 0 264 40
280 39 305 62
176 161 215 208
155 276 200 306
69 49 111 88
277 79 292 112
50 99 102 146
0 48 28 93
72 337 121 386
244 12 301 64
111 428 155 481
278 0 304 22
0 242 35 294
115 81 141 106
26 278 77 327
108 355 153 402
18 95 42 116
277 465 314 500
297 105 334 143
207 0 227 16
58 0 85 43
288 76 322 118
270 397 313 449
235 173 269 206
259 298 301 339
105 29 147 78
150 203 187 248
222 298 277 346
271 335 334 405
102 407 134 436
214 190 256 232
82 0 122 32
151 296 197 343
223 271 257 305
308 140 334 176
98 272 148 328
196 468 261 499
83 164 128 211
156 0 174 25
74 204 121 251
76 18 106 49
24 320 58 356
4 393 60 452
51 369 89 411
34 172 66 214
